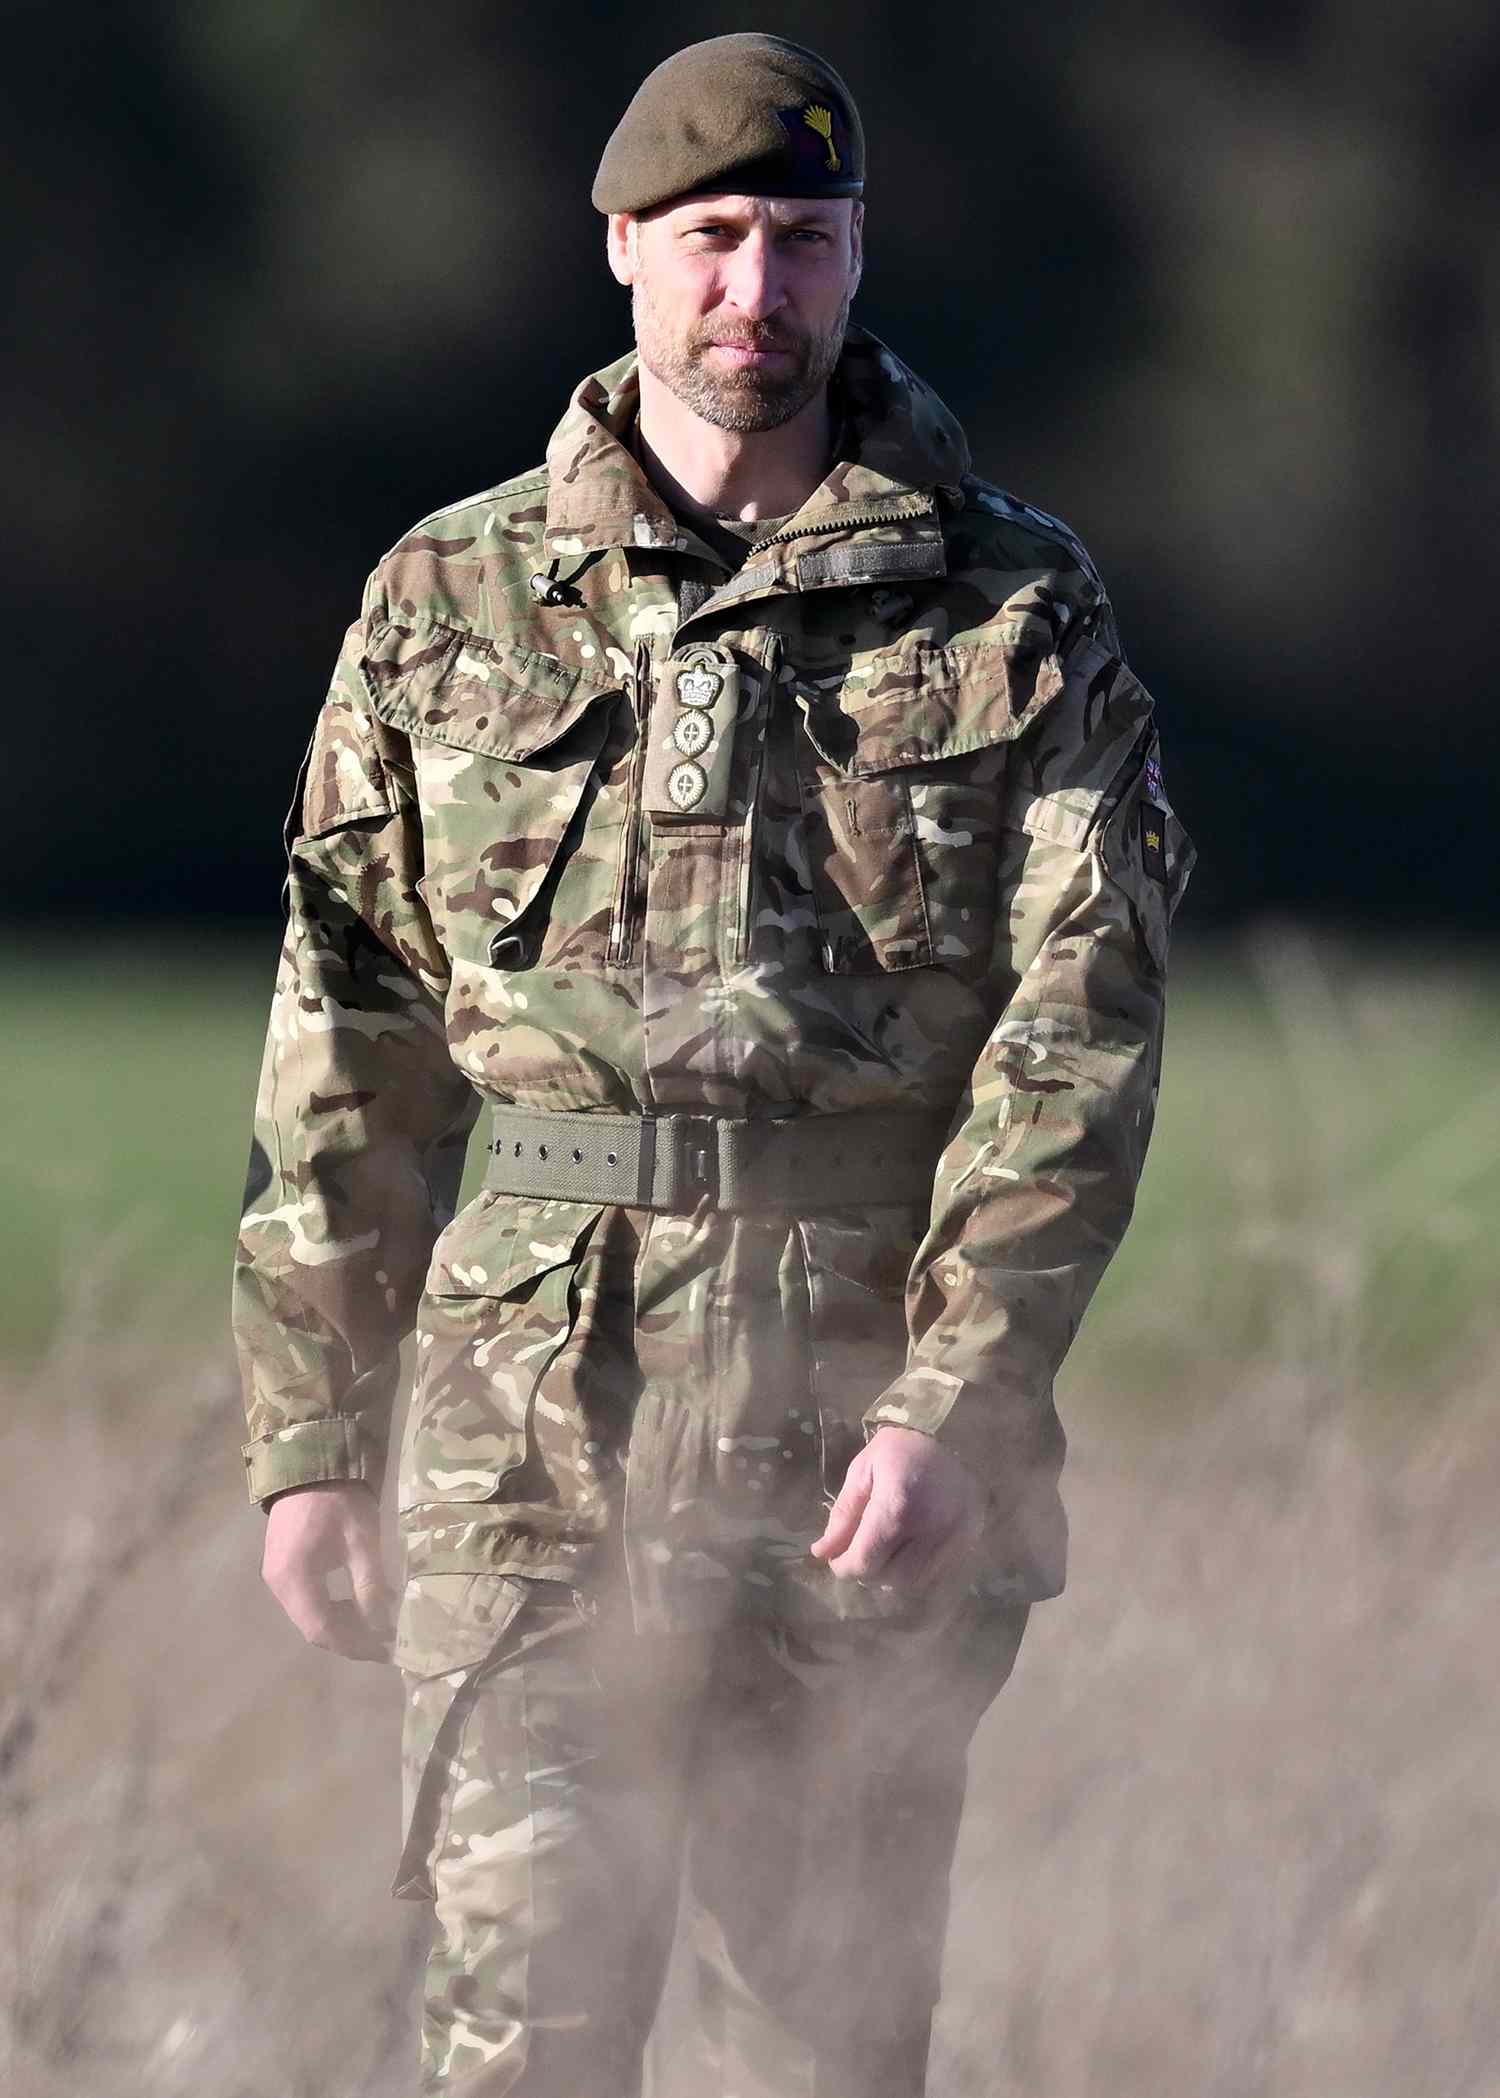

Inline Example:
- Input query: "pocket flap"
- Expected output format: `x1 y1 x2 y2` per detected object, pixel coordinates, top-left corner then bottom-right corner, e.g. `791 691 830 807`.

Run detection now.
372 623 622 970
1001 657 1158 848
364 619 618 760
426 1194 604 1299
392 1571 530 1678
797 1209 923 1298
797 630 1064 776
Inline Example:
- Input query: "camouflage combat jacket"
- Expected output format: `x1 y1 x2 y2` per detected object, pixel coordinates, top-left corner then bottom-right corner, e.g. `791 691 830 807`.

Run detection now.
233 325 1194 1620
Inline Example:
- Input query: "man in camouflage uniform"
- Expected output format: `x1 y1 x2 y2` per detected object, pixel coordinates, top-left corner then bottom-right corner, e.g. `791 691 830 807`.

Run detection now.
234 31 1193 2098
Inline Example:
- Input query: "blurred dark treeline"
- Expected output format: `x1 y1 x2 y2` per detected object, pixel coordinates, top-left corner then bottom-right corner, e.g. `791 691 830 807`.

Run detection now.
6 0 1497 935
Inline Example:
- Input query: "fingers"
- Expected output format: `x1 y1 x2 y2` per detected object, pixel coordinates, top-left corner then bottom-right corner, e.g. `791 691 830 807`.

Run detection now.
809 1454 872 1563
812 1471 985 1589
261 1485 396 1663
264 1561 390 1661
347 1531 397 1657
323 1599 396 1664
266 1568 342 1654
820 1486 907 1582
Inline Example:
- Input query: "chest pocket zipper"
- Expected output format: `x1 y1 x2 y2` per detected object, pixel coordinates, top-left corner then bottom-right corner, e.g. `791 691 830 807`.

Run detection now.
725 632 779 972
606 641 651 966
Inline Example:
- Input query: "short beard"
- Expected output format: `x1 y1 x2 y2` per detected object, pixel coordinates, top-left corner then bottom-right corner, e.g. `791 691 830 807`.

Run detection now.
632 268 853 434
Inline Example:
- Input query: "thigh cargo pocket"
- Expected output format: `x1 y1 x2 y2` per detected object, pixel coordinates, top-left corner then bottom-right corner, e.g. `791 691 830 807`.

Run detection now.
793 630 1064 980
391 1572 530 1900
365 620 627 973
399 1196 605 1508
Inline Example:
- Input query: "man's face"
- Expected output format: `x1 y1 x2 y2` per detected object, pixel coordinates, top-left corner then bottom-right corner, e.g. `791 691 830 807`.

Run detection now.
609 194 863 433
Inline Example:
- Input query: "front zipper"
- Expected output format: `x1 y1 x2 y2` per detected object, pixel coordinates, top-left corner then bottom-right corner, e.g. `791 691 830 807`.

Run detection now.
725 633 781 972
673 503 941 645
606 641 651 965
745 501 936 553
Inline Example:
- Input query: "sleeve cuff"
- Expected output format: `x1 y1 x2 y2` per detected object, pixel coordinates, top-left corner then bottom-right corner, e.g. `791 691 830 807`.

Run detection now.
242 1415 382 1506
863 1365 973 1451
862 1363 1060 1478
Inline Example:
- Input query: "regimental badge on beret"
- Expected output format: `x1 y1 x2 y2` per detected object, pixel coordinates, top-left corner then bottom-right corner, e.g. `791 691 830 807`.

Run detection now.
778 102 849 179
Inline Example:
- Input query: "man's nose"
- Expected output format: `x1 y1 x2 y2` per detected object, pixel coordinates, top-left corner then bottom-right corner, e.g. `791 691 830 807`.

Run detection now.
722 233 788 321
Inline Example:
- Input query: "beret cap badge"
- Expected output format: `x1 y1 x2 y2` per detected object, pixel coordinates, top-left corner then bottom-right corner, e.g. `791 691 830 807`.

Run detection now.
801 104 840 172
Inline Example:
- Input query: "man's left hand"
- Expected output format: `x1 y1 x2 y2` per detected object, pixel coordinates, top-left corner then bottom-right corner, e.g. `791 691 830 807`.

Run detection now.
810 1424 984 1590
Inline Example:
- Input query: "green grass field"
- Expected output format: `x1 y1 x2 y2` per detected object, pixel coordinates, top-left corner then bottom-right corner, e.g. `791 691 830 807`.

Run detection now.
5 926 1496 1395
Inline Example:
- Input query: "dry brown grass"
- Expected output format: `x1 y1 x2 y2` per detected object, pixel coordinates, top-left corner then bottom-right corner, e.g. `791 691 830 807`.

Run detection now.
0 1334 423 2098
939 1354 1500 2098
5 1330 1494 2097
3 937 1496 2095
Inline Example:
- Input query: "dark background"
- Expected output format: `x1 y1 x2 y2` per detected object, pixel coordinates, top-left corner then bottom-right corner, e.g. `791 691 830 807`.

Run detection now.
7 0 1497 936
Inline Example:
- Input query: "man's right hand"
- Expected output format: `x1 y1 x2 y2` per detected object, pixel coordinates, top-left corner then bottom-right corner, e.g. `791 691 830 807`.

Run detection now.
261 1480 396 1663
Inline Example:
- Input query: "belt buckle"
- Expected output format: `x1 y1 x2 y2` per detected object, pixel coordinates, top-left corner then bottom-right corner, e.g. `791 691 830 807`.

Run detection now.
672 1114 719 1206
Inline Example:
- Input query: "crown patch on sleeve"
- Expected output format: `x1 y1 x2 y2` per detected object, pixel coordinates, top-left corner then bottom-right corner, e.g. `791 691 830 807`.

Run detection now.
1141 805 1169 884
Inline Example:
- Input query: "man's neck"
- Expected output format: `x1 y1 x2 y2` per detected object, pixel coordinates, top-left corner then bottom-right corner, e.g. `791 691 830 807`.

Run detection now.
634 357 833 525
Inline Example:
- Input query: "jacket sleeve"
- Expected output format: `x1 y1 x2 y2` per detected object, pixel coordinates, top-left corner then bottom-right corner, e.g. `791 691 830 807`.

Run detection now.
862 604 1195 1584
233 585 481 1507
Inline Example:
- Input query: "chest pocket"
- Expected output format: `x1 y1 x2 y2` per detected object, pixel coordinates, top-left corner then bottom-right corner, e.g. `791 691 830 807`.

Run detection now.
792 630 1064 978
366 621 626 971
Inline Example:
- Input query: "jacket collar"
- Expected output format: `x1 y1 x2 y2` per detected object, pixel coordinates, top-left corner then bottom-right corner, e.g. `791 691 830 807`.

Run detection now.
542 324 970 561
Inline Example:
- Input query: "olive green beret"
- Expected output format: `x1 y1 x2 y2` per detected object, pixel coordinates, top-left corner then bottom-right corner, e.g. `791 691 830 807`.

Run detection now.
593 32 864 216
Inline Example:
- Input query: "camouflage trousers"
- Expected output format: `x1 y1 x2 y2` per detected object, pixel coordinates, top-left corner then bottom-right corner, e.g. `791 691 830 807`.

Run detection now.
392 1570 1029 2097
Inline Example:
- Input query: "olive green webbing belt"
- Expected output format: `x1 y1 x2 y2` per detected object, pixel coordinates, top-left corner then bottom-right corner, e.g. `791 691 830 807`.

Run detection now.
482 1102 954 1213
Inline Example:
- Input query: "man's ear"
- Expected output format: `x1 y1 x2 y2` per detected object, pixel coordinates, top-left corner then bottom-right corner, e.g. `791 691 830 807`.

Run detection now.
606 212 637 288
848 201 865 295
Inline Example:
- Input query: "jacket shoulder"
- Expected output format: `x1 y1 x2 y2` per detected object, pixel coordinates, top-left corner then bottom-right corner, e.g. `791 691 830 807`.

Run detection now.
364 466 553 635
947 472 1111 635
397 465 551 551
